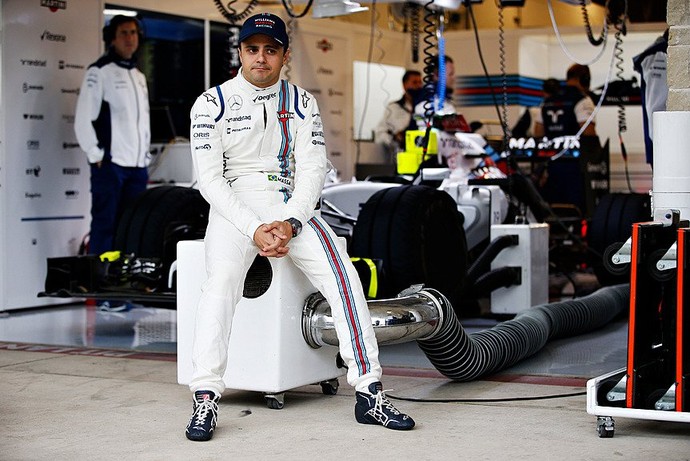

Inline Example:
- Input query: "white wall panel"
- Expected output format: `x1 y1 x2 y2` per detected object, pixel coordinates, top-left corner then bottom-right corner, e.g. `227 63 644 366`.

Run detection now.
0 0 101 311
289 22 354 180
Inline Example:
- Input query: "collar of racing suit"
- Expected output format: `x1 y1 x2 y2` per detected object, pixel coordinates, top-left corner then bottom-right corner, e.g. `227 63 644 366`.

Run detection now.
105 48 137 70
237 70 282 106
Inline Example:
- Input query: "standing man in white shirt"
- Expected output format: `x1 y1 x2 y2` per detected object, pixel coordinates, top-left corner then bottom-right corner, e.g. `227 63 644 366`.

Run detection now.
374 70 423 161
74 15 150 261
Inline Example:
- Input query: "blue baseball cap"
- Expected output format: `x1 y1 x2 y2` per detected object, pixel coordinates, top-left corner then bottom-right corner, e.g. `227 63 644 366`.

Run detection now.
239 13 289 50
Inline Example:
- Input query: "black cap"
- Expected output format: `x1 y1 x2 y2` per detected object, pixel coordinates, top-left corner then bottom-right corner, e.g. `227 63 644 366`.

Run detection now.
239 13 289 50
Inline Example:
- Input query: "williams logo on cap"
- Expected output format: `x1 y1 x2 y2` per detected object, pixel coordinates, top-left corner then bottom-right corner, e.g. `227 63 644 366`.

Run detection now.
239 13 289 49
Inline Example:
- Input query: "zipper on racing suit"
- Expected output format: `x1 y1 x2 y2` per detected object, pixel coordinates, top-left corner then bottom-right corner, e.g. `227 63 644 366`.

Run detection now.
128 69 143 167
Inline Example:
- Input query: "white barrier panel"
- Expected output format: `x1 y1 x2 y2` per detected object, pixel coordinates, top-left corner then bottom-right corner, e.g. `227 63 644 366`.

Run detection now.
653 111 690 221
0 0 98 311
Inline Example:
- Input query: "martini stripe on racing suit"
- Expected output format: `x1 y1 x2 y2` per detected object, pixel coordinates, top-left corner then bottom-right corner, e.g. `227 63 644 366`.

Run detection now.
277 80 293 202
309 216 371 375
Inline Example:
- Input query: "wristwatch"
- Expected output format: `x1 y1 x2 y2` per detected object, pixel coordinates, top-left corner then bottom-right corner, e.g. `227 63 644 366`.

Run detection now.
285 217 302 238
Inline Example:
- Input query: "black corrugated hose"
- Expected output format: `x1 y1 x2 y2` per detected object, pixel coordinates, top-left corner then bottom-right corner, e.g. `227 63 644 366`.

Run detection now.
417 284 629 381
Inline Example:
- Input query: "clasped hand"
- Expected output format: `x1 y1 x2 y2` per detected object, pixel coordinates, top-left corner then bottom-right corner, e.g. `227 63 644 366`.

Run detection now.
253 221 293 258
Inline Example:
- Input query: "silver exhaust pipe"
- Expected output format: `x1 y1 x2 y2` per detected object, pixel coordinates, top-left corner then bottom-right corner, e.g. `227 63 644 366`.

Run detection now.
302 287 446 348
303 282 629 383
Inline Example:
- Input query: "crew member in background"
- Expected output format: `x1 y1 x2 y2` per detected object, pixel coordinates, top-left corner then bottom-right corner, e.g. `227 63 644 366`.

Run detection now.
184 13 415 443
534 64 596 138
511 78 561 139
414 54 456 128
373 70 423 161
74 15 150 264
532 64 597 212
633 29 668 166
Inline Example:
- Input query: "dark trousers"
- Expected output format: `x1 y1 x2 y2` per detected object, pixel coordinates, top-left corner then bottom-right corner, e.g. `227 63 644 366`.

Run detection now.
539 160 585 213
89 161 147 255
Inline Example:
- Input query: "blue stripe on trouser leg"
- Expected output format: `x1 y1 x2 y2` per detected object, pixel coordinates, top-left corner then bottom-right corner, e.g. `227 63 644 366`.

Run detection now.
307 217 371 375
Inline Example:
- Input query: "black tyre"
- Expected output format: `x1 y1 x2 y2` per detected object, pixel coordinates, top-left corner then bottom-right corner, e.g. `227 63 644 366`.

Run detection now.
597 423 614 438
588 193 650 286
602 242 629 276
114 186 171 254
114 185 209 271
350 185 467 306
647 248 676 282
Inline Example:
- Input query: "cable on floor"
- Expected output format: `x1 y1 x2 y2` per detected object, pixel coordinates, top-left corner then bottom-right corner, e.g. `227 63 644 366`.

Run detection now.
386 390 587 403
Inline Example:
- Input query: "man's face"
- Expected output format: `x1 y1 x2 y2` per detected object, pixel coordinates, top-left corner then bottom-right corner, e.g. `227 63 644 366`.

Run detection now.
111 21 139 60
445 61 456 90
434 61 456 90
404 74 423 93
239 35 289 88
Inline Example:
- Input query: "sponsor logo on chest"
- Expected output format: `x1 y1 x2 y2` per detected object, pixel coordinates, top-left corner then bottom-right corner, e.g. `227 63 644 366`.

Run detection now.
253 92 277 103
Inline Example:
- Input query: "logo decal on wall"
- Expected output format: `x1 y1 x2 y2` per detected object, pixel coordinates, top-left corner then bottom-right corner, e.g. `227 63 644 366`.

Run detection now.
59 61 84 70
20 59 47 67
41 30 66 42
23 83 44 93
316 39 333 53
41 0 66 12
26 166 41 177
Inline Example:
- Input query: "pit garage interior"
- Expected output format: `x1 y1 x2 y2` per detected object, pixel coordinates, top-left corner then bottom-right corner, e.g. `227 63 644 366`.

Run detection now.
2 0 690 458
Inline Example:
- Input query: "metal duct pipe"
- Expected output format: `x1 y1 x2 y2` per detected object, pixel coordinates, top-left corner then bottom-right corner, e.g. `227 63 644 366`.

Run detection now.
303 284 629 382
302 288 447 348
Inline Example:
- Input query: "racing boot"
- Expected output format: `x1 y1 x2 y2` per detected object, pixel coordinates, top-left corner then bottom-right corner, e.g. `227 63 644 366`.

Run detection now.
185 390 220 441
354 381 415 430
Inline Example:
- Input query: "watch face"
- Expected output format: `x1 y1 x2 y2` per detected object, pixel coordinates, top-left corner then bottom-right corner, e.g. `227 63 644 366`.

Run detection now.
287 218 301 237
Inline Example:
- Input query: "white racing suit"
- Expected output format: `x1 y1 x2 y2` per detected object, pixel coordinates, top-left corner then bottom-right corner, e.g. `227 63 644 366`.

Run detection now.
188 71 382 395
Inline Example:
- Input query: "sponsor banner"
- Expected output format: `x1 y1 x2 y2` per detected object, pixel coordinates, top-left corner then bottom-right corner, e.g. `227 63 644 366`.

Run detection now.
290 30 352 180
1 0 98 310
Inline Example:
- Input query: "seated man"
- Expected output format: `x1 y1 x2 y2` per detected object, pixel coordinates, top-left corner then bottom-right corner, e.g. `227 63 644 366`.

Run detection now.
184 13 416 442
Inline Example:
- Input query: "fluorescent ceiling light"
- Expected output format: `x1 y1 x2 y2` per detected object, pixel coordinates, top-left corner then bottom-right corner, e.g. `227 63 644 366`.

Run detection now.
375 0 463 10
103 9 138 17
312 0 369 19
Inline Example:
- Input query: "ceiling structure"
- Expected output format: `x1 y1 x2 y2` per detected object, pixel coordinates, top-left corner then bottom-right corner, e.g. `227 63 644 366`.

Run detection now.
109 0 666 29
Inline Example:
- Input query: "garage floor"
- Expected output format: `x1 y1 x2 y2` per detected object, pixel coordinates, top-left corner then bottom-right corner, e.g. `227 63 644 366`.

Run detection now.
2 281 690 459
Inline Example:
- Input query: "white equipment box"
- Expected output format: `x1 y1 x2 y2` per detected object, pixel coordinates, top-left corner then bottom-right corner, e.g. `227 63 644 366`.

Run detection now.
490 223 549 315
176 240 343 398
